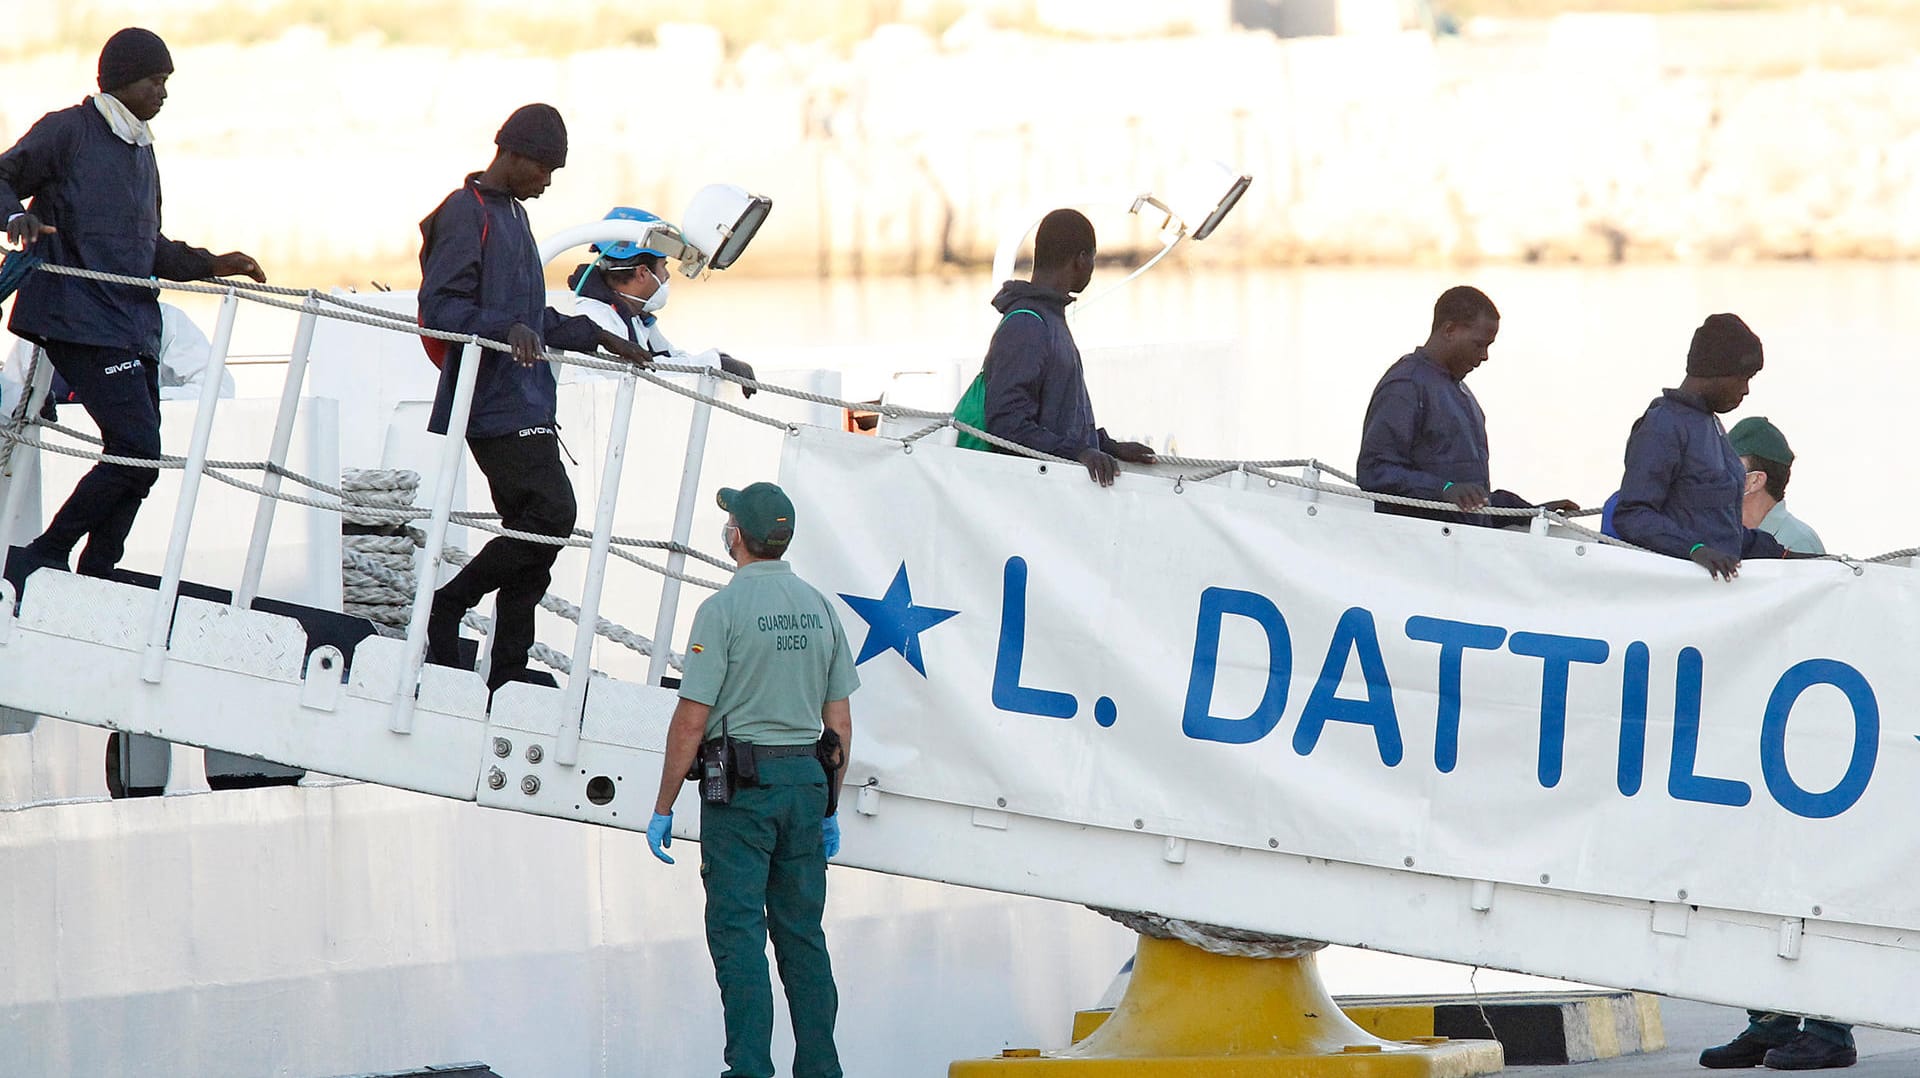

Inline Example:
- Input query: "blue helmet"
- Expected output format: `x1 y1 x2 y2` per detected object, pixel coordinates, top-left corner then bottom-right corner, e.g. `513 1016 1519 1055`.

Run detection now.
593 206 666 262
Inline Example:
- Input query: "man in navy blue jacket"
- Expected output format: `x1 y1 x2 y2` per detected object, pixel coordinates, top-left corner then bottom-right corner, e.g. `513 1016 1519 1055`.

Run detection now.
1613 313 1789 581
418 104 653 690
0 28 266 576
981 209 1155 486
1358 286 1577 525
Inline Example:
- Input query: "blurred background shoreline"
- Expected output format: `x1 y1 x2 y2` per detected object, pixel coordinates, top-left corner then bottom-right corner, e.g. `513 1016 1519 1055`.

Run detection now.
7 0 1920 286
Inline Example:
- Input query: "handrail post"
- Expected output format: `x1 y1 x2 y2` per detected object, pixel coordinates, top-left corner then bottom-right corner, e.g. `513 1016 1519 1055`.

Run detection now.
557 370 639 766
473 597 498 687
646 367 719 686
233 302 318 609
0 354 54 546
141 289 238 683
390 338 482 733
1301 463 1321 502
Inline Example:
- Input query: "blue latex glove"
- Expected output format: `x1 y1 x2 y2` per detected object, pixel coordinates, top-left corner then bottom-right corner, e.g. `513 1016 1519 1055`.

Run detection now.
822 814 841 860
647 812 675 864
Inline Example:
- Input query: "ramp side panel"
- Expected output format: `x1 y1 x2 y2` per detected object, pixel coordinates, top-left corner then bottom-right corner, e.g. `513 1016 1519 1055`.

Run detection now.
828 782 1920 1033
0 604 485 802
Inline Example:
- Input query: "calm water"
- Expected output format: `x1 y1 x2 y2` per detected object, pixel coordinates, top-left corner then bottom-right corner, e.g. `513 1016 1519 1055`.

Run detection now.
177 261 1920 558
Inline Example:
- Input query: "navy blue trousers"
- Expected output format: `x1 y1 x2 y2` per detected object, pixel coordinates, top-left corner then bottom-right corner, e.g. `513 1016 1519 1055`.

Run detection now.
26 341 161 576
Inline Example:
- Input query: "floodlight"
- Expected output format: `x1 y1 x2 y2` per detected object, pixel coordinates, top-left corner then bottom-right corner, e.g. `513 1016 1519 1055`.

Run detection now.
1174 160 1253 241
985 161 1253 300
1131 161 1252 242
679 184 773 273
535 184 771 273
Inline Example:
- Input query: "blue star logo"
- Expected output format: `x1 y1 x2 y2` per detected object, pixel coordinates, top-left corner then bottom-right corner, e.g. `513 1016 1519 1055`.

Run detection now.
839 563 959 677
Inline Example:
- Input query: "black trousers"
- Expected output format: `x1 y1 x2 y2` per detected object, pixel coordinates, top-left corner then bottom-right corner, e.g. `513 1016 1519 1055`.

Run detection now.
26 341 162 576
431 430 576 688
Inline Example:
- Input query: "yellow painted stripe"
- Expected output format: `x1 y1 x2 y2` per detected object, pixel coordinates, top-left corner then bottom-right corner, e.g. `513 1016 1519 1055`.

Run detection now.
1074 1004 1440 1046
1340 1004 1439 1042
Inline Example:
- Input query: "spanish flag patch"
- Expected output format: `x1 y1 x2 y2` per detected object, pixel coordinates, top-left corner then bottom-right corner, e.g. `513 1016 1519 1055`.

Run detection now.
690 644 704 654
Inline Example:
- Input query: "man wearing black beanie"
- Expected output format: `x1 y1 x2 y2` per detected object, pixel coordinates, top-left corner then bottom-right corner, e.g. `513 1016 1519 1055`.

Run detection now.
1612 313 1789 580
0 28 267 577
417 104 655 690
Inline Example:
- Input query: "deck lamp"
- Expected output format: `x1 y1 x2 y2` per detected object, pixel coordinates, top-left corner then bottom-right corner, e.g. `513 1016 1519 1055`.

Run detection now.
677 184 772 274
988 160 1253 299
536 184 772 275
1133 160 1252 243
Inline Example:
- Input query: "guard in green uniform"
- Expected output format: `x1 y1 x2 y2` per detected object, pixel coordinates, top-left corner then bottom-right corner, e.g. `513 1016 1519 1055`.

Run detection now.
649 481 858 1078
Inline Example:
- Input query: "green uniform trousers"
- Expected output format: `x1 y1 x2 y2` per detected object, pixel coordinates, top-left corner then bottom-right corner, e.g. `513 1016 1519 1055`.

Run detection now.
700 755 841 1078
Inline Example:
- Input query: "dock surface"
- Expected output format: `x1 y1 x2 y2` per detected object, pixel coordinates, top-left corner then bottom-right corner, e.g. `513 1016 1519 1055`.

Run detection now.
1512 999 1920 1077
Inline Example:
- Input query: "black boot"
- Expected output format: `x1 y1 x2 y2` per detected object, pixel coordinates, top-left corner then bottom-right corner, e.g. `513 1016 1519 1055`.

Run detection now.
425 593 467 669
1764 1033 1857 1071
1701 1032 1780 1069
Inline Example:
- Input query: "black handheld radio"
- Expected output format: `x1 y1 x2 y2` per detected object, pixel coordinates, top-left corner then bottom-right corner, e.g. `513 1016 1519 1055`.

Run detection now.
699 714 735 804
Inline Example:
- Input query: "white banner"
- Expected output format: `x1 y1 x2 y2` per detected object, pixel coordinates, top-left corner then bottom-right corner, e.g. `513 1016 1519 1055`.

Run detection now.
781 428 1916 933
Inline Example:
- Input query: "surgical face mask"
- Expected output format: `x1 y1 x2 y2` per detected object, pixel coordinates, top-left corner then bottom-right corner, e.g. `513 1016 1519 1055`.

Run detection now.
641 271 670 314
720 520 737 553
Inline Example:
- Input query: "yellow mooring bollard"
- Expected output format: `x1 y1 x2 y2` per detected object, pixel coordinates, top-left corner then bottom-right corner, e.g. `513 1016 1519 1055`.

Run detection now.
950 933 1504 1077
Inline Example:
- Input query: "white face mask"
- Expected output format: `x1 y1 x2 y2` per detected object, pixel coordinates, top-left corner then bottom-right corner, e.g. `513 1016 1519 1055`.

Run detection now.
641 271 670 314
720 520 737 553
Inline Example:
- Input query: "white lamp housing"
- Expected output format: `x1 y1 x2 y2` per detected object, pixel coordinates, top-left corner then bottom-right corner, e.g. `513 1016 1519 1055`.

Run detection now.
679 184 773 274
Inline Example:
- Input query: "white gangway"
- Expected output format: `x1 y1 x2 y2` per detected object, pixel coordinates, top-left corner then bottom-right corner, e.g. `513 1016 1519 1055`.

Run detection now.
0 219 1915 1053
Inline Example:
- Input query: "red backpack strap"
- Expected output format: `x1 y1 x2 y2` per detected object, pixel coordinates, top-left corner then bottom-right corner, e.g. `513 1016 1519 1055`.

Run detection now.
420 186 492 368
471 184 489 247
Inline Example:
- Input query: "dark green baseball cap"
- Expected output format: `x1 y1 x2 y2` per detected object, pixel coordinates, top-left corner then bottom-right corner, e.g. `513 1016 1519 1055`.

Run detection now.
1727 416 1794 465
717 482 795 548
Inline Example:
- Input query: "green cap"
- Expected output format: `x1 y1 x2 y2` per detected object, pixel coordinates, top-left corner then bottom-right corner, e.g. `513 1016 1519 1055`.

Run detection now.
717 482 795 548
1727 416 1794 465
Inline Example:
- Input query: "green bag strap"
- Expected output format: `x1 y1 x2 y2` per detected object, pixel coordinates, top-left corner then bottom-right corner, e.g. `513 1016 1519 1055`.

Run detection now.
955 310 1044 451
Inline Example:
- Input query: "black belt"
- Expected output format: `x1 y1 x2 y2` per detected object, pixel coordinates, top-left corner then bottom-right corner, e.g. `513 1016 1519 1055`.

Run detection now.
749 743 817 759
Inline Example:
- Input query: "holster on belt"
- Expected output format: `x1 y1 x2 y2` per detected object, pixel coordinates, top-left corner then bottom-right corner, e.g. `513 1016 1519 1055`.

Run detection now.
815 728 845 818
687 714 757 804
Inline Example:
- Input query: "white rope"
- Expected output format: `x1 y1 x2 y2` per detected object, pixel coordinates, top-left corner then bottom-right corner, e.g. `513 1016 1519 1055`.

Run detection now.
0 420 733 588
0 343 43 474
338 469 684 670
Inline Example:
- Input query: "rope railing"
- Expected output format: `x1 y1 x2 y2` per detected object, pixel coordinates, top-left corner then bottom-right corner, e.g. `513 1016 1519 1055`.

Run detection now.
3 258 1900 568
343 543 681 671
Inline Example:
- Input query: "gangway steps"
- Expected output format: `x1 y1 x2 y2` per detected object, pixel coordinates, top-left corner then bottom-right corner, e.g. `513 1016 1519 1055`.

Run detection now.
0 559 677 823
5 546 379 671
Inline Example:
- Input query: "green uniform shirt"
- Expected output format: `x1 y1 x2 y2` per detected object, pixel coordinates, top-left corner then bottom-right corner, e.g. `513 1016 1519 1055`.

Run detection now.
1758 501 1825 555
678 560 860 746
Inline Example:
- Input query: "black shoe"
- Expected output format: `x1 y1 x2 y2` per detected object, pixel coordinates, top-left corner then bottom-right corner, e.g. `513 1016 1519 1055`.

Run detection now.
425 597 465 668
1702 1032 1780 1069
1764 1033 1857 1071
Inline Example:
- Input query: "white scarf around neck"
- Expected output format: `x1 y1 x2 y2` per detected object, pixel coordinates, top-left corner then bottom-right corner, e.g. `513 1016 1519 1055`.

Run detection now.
91 93 154 147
